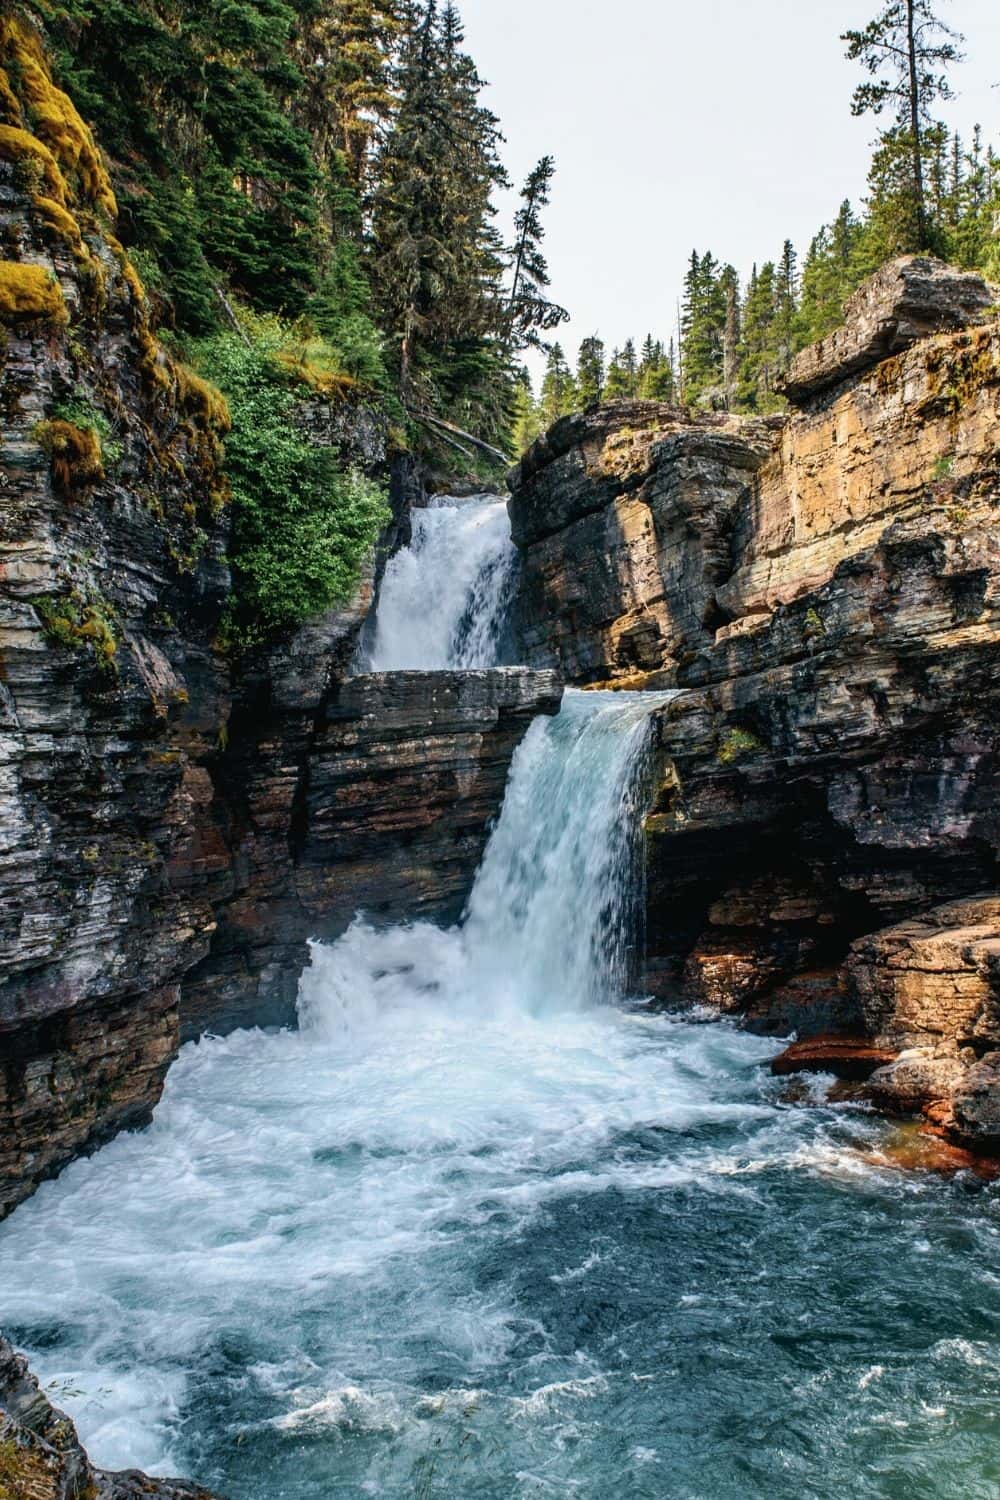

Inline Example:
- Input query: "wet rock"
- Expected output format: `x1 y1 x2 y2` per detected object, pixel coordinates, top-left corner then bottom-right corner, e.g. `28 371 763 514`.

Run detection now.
770 1035 898 1081
862 1121 1000 1180
952 1053 1000 1153
181 668 562 1036
0 1335 219 1498
509 257 1000 1144
845 898 1000 1128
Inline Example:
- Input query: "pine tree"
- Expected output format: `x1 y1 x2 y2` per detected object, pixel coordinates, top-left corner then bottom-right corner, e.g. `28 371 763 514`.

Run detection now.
539 343 576 427
504 156 569 353
293 1 402 198
371 2 507 399
511 368 544 454
797 201 864 345
737 262 783 412
637 337 675 401
721 266 740 409
680 251 727 405
575 336 606 407
774 240 799 375
843 0 964 250
605 339 639 401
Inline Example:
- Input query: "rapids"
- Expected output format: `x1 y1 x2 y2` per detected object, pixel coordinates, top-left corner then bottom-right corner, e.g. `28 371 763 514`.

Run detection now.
2 496 1000 1499
1 693 999 1498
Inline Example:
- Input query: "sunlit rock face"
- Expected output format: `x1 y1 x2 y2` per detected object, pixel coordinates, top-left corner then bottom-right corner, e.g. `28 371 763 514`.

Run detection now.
509 255 1000 1150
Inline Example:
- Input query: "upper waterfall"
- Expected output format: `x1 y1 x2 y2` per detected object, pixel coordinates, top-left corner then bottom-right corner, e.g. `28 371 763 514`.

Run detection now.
360 493 517 671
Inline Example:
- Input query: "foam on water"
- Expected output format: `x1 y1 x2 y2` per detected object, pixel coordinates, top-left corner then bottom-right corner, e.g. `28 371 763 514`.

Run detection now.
2 695 1000 1497
361 493 517 670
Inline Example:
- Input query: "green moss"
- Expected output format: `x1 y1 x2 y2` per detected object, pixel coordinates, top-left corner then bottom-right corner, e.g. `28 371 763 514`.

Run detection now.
717 727 766 766
0 1434 56 1499
50 392 123 470
33 587 119 674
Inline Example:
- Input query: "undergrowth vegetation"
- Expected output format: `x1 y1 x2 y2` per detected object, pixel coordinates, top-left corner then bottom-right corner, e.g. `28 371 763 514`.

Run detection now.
192 316 389 647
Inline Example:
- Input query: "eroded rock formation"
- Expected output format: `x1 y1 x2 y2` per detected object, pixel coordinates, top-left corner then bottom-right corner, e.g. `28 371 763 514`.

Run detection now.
0 1334 218 1499
0 33 559 1222
510 254 1000 1152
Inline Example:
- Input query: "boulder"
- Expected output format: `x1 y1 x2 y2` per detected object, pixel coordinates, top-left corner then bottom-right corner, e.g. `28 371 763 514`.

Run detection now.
780 255 996 404
770 1035 898 1081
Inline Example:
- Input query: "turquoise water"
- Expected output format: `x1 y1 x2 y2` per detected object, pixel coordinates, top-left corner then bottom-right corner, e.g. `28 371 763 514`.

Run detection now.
1 694 999 1498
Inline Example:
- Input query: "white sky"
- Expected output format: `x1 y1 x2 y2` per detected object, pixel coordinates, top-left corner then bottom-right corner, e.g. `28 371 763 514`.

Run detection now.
460 0 1000 380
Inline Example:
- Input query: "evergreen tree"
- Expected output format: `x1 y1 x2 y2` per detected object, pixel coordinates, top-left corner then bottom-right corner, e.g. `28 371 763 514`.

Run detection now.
504 156 569 352
721 266 740 409
774 240 799 375
293 1 401 198
843 0 964 250
371 2 507 400
680 251 726 404
638 336 675 401
737 262 783 412
797 201 864 345
511 368 544 454
576 336 606 407
605 339 639 400
539 343 576 427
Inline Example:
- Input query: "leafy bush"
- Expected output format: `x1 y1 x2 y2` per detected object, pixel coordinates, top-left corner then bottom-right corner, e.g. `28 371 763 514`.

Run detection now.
193 323 389 646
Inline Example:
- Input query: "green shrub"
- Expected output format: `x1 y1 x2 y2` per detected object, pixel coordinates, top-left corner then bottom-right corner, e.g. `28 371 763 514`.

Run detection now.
717 727 766 765
192 322 389 646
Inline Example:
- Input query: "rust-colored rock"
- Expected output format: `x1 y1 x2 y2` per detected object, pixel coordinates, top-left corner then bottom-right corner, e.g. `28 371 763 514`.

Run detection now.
770 1035 898 1080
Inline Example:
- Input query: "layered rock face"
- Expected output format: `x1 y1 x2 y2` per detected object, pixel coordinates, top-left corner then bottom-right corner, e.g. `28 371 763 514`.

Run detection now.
0 27 234 1218
181 666 561 1037
0 25 558 1221
509 405 777 682
510 254 1000 1150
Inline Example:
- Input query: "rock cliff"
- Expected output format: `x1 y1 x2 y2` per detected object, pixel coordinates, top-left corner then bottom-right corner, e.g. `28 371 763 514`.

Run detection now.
0 1333 218 1499
0 22 559 1226
509 255 1000 1153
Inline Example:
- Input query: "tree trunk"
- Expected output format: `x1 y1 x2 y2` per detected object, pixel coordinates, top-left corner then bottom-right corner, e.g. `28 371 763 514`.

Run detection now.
906 0 927 247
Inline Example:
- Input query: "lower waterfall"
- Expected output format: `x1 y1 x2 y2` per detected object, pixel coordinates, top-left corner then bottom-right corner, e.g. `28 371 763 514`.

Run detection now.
1 695 999 1499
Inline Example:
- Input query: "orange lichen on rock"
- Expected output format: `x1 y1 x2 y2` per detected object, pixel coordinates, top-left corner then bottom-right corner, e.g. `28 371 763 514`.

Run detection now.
175 363 231 432
0 260 66 322
33 419 104 490
0 15 117 217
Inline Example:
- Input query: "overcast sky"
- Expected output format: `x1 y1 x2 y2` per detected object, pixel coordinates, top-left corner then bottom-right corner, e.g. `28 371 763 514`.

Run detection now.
459 0 1000 380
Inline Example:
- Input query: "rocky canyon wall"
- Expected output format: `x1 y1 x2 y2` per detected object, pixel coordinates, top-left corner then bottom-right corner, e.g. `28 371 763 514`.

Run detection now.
0 21 559 1222
509 256 1000 1152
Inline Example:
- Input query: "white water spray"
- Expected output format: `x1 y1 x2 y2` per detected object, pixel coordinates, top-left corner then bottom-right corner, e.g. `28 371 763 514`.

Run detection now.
300 689 671 1039
361 493 517 670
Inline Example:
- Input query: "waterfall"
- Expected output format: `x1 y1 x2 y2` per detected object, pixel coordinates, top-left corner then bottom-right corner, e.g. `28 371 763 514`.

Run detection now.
360 493 517 671
299 689 671 1038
